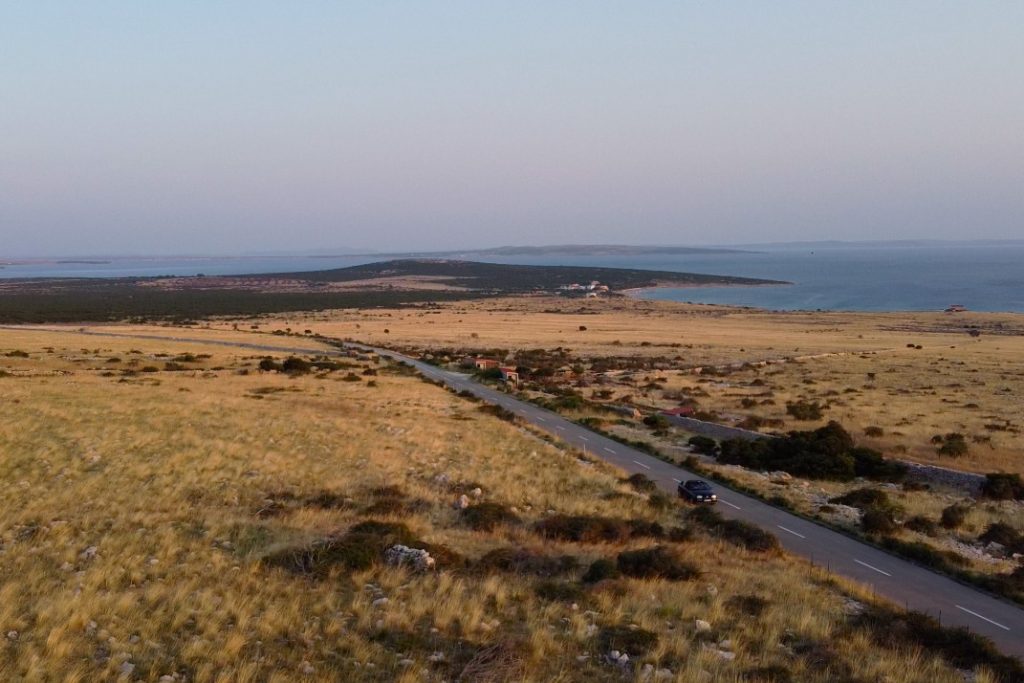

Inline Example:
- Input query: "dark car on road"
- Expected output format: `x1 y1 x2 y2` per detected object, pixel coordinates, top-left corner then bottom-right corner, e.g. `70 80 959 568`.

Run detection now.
677 479 717 504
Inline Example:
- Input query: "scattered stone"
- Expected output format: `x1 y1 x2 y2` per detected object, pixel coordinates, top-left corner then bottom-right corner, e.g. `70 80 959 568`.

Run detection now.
454 494 470 510
79 546 99 561
119 661 135 676
695 619 712 633
841 598 866 616
371 597 389 608
428 652 446 663
384 545 436 572
470 487 483 498
398 658 414 667
299 660 314 675
6 631 18 641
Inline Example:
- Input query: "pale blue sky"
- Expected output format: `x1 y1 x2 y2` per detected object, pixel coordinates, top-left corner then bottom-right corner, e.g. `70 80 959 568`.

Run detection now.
2 2 1022 256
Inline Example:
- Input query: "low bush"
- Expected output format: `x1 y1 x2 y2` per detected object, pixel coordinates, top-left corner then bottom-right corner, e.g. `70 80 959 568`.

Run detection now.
688 435 719 456
596 625 659 656
863 426 884 437
903 515 939 537
829 488 891 509
785 400 824 421
981 472 1024 500
534 580 585 602
940 503 969 529
879 538 968 569
534 514 662 544
475 547 578 577
616 546 701 581
861 507 898 535
852 606 1024 682
978 522 1024 553
477 403 517 422
624 473 657 493
462 502 520 532
718 422 906 482
687 507 780 552
262 520 423 577
581 558 621 583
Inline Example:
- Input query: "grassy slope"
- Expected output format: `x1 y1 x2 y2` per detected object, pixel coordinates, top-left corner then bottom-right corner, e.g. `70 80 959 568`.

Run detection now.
0 328 1011 682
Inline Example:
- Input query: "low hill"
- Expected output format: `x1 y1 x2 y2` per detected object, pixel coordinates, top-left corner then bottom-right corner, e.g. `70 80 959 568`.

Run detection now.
0 259 784 323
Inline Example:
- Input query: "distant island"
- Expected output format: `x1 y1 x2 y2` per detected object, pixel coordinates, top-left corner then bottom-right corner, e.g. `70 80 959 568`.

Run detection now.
0 258 785 324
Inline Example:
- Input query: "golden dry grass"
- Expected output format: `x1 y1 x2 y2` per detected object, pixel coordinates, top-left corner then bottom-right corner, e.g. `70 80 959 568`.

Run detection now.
0 327 1003 682
213 296 1024 474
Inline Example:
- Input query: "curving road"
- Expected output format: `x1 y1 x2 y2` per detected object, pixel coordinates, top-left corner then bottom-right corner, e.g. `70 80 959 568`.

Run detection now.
8 326 1023 658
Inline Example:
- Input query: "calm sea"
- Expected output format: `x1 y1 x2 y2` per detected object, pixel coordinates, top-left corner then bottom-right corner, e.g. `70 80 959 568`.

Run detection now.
2 244 1022 313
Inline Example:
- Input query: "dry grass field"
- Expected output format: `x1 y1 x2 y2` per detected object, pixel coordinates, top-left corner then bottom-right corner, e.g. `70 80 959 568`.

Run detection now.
0 327 1010 682
219 296 1024 474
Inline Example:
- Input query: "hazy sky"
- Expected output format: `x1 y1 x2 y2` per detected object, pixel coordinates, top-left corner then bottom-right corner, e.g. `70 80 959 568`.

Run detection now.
2 2 1022 256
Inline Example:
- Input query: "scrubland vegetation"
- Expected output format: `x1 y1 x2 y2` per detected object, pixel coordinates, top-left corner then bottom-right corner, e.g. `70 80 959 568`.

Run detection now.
1 328 1019 681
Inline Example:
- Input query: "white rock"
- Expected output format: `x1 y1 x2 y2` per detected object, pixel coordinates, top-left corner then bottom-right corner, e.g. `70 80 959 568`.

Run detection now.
384 545 435 572
470 487 483 498
428 652 446 663
718 639 733 650
119 662 135 676
655 669 674 681
371 597 389 607
398 659 414 667
79 546 99 561
6 631 17 641
299 660 314 674
695 619 712 632
454 494 470 509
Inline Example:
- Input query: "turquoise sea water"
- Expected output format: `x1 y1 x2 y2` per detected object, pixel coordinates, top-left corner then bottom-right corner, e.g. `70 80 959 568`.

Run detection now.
2 243 1022 313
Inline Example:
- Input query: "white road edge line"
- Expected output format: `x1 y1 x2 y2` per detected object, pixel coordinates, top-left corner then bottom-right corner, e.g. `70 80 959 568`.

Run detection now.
603 447 616 454
556 425 565 431
535 416 546 422
719 499 742 510
955 605 1011 631
672 478 681 483
632 460 651 470
854 559 893 577
776 525 806 539
579 436 588 442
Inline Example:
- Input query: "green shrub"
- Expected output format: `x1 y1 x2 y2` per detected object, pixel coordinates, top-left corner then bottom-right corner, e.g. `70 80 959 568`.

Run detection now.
718 422 905 482
616 546 701 581
863 426 884 437
688 435 719 456
786 400 824 421
258 358 282 372
461 502 520 532
935 432 969 457
261 520 421 577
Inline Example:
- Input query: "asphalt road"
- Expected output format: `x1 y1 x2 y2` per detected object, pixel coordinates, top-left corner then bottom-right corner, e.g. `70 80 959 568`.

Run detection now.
11 327 1023 657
